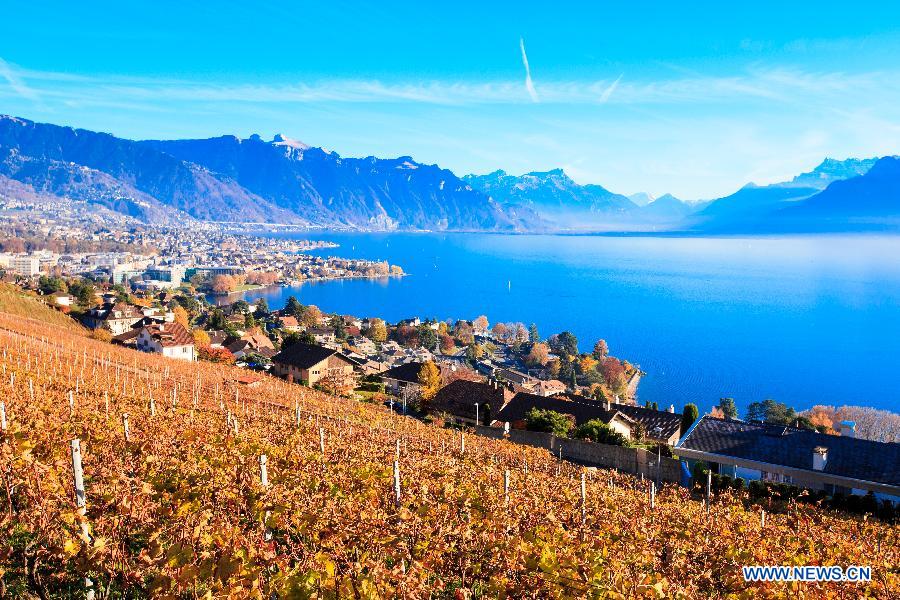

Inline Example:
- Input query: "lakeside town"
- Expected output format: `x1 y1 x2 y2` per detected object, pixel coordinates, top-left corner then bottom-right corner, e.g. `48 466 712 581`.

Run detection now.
1 245 898 518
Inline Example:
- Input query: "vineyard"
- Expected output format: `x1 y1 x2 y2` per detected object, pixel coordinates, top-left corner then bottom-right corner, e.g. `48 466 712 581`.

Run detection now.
0 292 897 598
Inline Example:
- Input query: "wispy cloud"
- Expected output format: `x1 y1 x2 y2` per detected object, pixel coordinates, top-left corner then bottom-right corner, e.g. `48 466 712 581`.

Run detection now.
519 37 539 103
1 59 898 113
599 74 622 103
0 57 40 101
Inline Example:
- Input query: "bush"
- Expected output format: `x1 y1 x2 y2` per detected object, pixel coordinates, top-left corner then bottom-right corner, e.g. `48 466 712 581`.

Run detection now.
524 408 574 437
572 420 629 446
90 328 112 343
748 480 767 500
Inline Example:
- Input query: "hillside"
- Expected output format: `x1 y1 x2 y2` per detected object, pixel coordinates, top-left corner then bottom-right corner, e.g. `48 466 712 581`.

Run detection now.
0 283 86 331
0 305 896 597
0 116 295 224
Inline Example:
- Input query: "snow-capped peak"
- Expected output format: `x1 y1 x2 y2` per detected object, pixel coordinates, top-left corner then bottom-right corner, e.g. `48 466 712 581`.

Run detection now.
271 133 310 150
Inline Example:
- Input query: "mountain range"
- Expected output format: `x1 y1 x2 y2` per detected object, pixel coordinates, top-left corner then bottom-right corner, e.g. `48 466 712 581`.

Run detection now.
1 114 898 233
0 115 534 231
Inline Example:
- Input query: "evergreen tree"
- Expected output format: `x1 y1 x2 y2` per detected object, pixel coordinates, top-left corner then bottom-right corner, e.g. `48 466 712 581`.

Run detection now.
681 403 699 435
718 397 738 419
285 295 303 317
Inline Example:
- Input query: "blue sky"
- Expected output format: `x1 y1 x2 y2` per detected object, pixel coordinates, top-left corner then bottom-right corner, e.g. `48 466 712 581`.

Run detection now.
3 2 900 199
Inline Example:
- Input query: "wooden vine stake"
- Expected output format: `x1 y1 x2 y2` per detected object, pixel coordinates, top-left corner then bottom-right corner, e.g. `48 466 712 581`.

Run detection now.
706 471 712 517
70 439 95 599
393 459 401 506
504 469 510 506
122 413 130 442
319 427 325 455
650 481 656 510
259 454 272 541
0 401 6 432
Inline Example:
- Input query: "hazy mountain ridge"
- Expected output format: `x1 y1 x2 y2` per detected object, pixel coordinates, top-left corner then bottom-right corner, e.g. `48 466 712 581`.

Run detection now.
690 156 893 232
788 157 879 189
463 168 646 230
770 156 900 231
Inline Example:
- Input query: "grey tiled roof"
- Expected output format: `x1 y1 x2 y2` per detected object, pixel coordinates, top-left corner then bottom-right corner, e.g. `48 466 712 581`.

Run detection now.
378 362 424 384
678 417 900 487
430 379 505 421
273 343 341 370
612 404 684 441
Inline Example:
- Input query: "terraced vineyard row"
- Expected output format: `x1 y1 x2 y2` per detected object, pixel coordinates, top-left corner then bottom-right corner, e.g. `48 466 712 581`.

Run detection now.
0 308 897 598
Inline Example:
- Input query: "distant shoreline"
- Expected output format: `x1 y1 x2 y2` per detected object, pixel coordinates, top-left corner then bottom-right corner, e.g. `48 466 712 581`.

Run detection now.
256 228 900 239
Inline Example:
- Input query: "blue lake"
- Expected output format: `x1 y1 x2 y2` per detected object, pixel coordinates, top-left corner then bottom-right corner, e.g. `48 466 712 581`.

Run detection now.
231 232 900 416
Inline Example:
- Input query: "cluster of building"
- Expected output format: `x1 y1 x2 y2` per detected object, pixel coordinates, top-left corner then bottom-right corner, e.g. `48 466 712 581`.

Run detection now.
1 223 399 292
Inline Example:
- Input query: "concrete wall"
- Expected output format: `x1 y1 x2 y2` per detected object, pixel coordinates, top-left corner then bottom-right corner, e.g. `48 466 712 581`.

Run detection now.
472 425 682 483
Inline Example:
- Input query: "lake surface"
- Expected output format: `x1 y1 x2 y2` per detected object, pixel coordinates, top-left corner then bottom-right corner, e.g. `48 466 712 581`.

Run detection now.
230 232 900 416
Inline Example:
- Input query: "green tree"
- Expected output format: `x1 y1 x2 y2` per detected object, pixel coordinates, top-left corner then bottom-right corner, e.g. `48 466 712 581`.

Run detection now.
175 294 200 317
681 403 699 435
718 397 738 420
38 275 67 295
524 408 574 437
69 280 96 306
644 401 659 411
528 323 540 343
331 316 347 340
232 300 250 313
282 330 315 349
549 331 579 356
592 339 609 359
465 343 484 362
746 398 797 425
255 298 269 315
208 308 227 330
418 325 438 350
285 295 303 317
573 420 629 446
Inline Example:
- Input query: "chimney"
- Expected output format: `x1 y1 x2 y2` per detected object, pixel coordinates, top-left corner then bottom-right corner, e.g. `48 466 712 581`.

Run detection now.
604 400 611 411
839 421 856 438
667 404 675 413
812 446 828 471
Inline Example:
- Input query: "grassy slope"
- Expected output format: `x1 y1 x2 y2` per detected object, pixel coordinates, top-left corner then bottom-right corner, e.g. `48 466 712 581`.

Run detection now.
0 283 86 332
